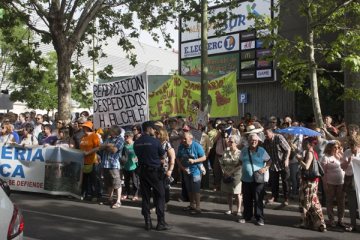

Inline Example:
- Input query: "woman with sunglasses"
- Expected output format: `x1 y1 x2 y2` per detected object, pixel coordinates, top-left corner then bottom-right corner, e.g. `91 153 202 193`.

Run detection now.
321 140 345 228
0 123 15 145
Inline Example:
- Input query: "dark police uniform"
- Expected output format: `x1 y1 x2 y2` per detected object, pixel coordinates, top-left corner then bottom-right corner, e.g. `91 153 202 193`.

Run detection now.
134 132 167 230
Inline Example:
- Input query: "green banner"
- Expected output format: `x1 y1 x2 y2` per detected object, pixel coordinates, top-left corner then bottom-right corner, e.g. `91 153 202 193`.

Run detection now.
149 72 238 121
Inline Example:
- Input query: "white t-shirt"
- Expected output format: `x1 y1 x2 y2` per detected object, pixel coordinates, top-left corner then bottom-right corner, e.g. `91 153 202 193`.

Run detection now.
342 149 360 176
321 155 345 185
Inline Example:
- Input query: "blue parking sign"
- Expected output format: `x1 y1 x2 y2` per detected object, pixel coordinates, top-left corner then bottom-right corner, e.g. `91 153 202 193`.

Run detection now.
239 93 247 104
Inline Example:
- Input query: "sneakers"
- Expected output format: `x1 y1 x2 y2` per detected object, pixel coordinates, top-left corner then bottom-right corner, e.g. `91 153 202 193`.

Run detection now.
156 223 172 231
256 219 265 226
283 199 289 206
224 210 232 215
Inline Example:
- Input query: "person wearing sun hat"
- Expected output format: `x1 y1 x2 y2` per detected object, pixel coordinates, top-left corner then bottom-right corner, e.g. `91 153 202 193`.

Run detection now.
239 125 265 149
80 121 101 200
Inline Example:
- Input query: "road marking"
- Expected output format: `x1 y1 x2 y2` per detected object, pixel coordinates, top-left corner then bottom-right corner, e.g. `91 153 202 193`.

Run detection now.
23 209 221 240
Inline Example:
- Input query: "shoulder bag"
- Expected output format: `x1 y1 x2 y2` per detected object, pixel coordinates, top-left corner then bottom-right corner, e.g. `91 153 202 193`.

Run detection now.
248 148 268 183
301 152 324 179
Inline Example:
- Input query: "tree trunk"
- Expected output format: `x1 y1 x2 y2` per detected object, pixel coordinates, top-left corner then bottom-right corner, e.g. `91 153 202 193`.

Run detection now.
200 0 209 113
57 50 72 122
307 7 323 128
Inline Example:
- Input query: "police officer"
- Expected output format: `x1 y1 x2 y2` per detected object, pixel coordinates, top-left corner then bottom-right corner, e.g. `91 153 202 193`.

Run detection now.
134 121 171 231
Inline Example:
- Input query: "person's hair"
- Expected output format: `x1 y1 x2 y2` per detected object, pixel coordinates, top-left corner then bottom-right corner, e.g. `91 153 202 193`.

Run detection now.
23 123 34 134
1 123 12 134
229 135 240 145
80 111 90 117
156 128 169 143
183 131 193 139
348 124 359 133
142 121 155 132
248 133 261 142
208 119 216 129
324 140 341 156
132 124 142 132
110 125 121 135
59 127 70 140
125 131 134 138
348 136 360 147
43 124 52 132
264 126 274 132
302 137 317 148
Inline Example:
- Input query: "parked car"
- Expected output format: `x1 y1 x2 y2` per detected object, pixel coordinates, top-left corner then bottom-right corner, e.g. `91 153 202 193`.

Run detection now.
0 178 24 240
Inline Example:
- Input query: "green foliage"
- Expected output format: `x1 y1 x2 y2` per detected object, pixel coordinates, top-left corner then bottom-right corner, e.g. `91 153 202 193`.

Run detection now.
251 0 360 98
0 0 183 118
9 52 58 111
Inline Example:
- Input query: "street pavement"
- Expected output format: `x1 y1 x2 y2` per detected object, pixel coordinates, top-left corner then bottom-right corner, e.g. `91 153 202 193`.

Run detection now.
10 192 359 240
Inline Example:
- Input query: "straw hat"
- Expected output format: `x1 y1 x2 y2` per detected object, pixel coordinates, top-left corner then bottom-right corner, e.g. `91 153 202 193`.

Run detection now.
245 125 263 134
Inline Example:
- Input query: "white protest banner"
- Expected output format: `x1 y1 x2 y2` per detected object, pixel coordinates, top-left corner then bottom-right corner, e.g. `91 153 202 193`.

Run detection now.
93 72 149 129
0 145 83 198
351 157 360 211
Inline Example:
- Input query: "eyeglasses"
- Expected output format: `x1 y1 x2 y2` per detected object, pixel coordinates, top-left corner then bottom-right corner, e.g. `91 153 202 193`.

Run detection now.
36 118 41 120
333 146 340 149
57 121 63 124
132 129 137 131
125 135 130 138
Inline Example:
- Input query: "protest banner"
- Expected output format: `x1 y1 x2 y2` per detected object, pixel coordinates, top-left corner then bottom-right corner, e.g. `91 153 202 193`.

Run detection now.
93 72 149 129
0 145 84 198
149 72 238 121
351 157 360 211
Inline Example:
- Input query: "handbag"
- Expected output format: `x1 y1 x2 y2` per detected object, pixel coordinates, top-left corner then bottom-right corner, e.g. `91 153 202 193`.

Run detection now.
223 175 235 184
302 156 324 179
248 148 268 183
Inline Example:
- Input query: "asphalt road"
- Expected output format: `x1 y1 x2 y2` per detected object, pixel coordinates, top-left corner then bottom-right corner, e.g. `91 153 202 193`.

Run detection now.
10 192 358 240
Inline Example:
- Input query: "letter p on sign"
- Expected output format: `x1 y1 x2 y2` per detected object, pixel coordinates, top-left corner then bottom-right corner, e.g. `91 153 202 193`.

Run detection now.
239 93 247 104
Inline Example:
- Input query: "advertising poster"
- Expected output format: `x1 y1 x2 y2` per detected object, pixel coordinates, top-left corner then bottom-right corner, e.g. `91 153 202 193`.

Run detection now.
181 53 239 78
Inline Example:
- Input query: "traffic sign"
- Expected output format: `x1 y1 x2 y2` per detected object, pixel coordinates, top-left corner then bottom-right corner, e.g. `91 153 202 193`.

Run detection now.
239 93 248 104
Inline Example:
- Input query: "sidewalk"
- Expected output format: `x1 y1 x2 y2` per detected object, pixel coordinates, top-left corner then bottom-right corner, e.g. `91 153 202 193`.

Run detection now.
169 186 353 218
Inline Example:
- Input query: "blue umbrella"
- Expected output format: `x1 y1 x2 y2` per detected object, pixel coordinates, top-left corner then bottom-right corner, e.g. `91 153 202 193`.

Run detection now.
276 126 321 137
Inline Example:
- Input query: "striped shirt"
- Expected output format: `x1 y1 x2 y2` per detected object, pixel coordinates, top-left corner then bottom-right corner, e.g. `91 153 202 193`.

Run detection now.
101 135 124 169
263 134 290 171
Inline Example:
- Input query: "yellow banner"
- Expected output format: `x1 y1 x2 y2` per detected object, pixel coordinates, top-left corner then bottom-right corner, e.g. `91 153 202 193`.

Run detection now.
149 72 238 121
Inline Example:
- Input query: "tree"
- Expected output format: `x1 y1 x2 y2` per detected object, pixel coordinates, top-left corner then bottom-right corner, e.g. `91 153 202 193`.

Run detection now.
0 1 178 121
9 51 58 111
251 0 360 127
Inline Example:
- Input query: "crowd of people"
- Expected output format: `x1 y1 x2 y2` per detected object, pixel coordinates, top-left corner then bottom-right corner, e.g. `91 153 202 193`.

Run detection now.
0 111 359 232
